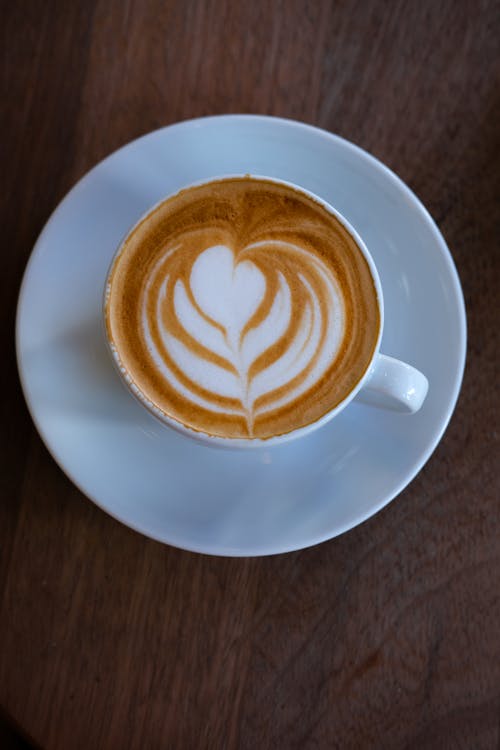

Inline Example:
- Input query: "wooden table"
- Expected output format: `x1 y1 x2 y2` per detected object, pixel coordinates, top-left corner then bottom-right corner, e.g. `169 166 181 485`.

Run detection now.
2 2 499 748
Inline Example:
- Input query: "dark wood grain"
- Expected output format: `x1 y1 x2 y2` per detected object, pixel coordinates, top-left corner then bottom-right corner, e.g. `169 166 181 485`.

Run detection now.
1 1 499 748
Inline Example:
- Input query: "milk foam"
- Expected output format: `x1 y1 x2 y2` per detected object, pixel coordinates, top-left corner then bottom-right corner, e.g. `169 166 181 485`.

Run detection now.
106 177 380 439
141 241 345 434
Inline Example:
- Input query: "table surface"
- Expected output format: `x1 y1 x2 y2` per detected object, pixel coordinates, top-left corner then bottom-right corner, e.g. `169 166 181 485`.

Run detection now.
2 1 499 748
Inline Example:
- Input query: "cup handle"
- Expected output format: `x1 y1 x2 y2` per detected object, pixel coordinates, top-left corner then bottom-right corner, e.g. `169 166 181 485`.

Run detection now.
356 354 429 414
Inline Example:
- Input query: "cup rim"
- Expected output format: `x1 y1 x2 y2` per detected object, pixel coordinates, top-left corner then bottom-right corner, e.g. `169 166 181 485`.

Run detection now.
103 173 384 449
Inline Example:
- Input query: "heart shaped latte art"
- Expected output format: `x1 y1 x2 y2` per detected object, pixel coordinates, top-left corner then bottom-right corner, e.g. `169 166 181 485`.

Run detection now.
141 239 345 435
107 179 380 439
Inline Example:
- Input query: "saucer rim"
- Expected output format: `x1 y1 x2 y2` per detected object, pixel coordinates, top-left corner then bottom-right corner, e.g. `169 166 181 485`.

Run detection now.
16 114 467 557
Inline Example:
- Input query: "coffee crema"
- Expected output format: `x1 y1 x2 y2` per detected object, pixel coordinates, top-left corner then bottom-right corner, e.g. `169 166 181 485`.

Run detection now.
105 178 380 439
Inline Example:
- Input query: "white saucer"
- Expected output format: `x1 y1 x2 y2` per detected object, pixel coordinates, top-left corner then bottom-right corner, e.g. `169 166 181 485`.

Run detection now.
16 116 466 556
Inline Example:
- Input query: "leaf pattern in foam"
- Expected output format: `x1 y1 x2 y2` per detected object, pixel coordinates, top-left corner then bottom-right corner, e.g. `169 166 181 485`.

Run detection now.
142 241 345 432
142 277 244 416
253 273 338 416
240 272 292 371
173 279 231 362
249 297 315 411
159 332 241 399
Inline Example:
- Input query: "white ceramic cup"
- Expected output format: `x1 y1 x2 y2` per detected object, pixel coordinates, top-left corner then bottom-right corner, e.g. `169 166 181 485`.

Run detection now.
104 175 428 448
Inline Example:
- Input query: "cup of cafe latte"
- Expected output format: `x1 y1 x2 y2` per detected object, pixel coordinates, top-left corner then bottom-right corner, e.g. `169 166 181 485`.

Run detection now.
104 176 428 447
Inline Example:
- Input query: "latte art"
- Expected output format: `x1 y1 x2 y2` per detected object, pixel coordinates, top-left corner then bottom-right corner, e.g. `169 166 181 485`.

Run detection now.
106 178 380 439
142 240 344 435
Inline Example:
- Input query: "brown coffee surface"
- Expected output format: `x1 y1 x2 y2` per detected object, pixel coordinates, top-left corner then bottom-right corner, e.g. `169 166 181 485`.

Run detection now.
105 178 380 439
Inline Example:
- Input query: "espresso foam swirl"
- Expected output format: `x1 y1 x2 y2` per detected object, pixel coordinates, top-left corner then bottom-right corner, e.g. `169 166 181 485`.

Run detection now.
106 178 380 439
141 239 344 435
